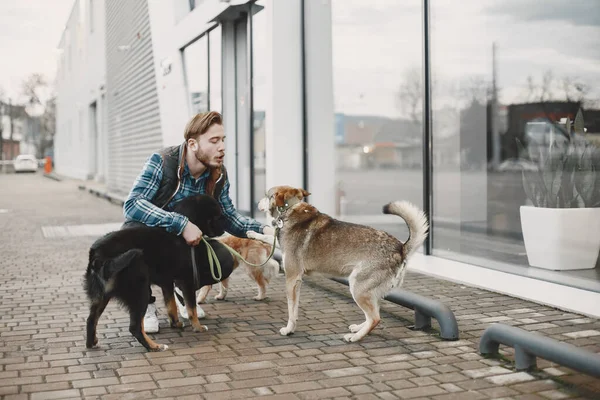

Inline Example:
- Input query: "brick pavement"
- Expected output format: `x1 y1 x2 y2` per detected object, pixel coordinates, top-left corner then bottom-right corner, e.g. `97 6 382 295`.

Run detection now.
0 173 599 400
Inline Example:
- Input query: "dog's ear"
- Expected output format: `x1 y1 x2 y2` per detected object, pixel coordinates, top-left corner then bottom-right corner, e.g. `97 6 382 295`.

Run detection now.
274 192 286 207
300 189 310 198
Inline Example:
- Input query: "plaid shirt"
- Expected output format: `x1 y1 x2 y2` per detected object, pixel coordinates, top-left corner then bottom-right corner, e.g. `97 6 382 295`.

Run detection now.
123 153 265 237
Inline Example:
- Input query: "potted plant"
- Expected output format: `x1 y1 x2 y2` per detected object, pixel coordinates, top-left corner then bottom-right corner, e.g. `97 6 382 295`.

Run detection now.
518 112 600 270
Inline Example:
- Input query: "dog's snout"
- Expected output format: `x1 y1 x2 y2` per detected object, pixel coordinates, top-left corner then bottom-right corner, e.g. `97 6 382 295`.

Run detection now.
258 197 269 212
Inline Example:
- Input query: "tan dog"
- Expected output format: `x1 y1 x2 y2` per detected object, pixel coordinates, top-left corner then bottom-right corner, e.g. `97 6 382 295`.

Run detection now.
251 186 429 342
196 236 279 302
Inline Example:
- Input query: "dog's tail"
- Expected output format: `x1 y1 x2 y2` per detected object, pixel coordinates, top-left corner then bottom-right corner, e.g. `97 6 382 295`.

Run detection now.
262 258 280 282
84 248 143 299
382 201 429 259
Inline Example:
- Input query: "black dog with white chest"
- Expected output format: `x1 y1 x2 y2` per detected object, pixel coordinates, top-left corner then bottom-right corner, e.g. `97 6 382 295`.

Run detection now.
83 194 234 351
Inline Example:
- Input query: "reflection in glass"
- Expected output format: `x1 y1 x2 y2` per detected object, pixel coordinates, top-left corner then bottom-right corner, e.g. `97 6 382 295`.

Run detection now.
252 1 267 207
430 0 600 290
332 0 423 241
183 35 208 115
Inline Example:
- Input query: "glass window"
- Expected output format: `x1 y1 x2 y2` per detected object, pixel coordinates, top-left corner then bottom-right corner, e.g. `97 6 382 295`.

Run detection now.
332 0 423 241
183 35 208 115
430 0 600 290
209 26 222 113
252 1 267 207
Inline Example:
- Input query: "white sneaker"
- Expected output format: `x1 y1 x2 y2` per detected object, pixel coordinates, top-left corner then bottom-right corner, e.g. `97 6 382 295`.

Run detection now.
174 286 206 320
144 303 159 333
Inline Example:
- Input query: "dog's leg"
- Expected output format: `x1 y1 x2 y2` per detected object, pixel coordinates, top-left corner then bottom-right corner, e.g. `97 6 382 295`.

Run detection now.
85 296 109 349
344 278 381 342
347 276 366 333
215 278 229 300
349 321 367 333
196 285 211 304
161 284 183 329
254 274 267 301
183 284 207 333
247 231 279 249
130 305 168 351
280 268 303 336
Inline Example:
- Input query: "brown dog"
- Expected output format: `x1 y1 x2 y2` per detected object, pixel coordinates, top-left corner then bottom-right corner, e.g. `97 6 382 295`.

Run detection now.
196 235 279 303
252 186 429 342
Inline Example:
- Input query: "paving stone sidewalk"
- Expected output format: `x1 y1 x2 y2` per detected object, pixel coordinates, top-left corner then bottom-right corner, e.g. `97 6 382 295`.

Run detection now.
0 173 599 400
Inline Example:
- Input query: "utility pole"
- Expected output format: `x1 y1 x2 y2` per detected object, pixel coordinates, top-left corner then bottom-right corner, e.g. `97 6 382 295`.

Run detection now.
0 101 4 164
491 42 501 169
8 98 14 160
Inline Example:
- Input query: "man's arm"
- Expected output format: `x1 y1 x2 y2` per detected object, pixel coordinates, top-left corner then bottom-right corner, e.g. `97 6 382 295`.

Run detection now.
123 153 189 235
219 179 268 237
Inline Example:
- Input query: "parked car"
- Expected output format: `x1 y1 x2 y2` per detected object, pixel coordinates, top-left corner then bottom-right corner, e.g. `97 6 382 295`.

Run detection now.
13 154 39 173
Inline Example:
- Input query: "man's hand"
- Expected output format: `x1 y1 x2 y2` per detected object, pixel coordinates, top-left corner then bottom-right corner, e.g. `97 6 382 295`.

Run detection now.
183 221 203 246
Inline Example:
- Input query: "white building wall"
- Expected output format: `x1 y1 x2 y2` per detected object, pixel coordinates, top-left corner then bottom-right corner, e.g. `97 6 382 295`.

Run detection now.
147 0 234 147
55 0 107 181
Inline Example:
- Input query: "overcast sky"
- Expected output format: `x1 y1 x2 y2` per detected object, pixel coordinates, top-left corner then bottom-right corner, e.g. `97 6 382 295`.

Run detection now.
0 0 74 102
331 0 600 118
1 0 598 120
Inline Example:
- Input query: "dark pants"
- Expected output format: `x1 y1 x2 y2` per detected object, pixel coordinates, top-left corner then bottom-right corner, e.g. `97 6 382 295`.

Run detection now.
120 220 156 304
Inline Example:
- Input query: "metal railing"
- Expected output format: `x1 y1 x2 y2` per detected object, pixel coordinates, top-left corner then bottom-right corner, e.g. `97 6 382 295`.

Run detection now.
480 323 600 377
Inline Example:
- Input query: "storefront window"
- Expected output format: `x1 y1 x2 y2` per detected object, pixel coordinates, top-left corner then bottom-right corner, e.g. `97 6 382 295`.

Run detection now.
430 0 600 290
332 0 423 240
252 0 267 207
183 35 208 115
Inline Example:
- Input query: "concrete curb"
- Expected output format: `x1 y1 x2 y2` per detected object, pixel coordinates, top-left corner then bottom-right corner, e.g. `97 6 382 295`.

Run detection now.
78 185 126 207
43 172 63 181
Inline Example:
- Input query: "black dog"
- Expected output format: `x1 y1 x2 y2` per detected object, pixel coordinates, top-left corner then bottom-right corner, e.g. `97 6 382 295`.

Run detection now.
84 195 234 351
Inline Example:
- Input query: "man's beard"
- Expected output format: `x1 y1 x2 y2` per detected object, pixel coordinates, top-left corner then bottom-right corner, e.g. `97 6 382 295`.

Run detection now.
194 149 212 168
194 148 223 168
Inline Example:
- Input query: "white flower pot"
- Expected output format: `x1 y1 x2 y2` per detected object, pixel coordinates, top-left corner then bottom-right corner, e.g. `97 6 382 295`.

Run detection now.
520 206 600 270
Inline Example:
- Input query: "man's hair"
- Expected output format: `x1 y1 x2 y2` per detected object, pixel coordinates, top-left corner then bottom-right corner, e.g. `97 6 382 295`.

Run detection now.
184 111 223 141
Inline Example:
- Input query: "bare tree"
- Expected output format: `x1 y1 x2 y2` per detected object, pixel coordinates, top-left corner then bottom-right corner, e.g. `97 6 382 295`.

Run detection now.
560 75 598 107
522 71 554 102
539 70 553 101
458 75 492 105
524 75 536 102
22 74 48 106
21 73 55 158
521 70 599 107
396 67 422 125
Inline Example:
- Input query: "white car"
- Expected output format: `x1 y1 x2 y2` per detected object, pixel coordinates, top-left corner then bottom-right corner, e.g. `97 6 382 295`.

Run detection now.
13 154 39 173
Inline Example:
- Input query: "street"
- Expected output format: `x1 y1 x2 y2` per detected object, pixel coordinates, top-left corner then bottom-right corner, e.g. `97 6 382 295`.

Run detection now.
1 172 599 399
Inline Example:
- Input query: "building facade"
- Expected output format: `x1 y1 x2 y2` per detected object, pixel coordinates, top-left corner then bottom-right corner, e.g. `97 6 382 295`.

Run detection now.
55 0 600 317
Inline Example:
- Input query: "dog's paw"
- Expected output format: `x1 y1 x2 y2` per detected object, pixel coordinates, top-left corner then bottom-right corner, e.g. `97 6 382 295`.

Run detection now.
192 324 208 333
86 336 99 349
170 321 184 329
349 323 364 333
254 295 267 301
214 294 226 300
246 231 259 240
151 344 169 352
344 333 361 343
280 327 294 336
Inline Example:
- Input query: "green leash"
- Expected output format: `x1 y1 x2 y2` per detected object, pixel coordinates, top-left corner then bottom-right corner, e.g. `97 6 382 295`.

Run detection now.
190 238 223 285
219 227 280 267
192 228 279 285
